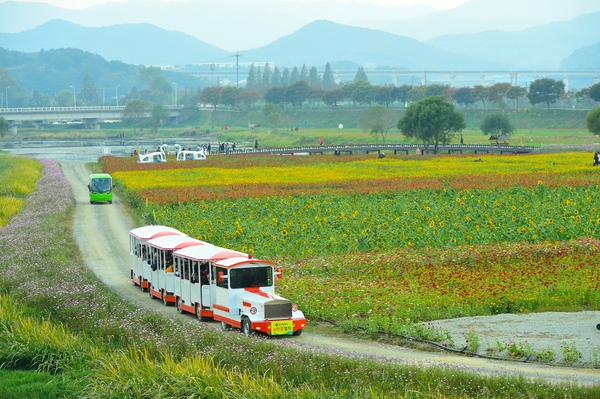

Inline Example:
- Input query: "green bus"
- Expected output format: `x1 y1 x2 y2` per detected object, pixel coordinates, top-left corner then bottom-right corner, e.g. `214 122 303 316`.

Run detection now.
88 173 114 204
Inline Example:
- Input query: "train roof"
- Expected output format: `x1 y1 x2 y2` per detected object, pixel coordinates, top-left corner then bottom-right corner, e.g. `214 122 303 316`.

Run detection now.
174 245 249 261
146 235 208 251
214 257 274 269
129 225 184 240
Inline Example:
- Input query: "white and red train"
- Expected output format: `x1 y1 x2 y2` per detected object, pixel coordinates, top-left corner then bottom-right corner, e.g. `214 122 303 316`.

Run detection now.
129 225 306 336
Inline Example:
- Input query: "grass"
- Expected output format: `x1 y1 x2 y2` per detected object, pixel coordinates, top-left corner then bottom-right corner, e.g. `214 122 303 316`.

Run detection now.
0 369 74 399
1 157 599 397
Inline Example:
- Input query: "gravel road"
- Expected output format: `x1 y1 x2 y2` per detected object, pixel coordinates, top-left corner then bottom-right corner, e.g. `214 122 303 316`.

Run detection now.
57 159 600 386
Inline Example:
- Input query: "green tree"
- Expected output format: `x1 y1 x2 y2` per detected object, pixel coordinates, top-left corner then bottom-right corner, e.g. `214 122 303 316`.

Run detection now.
262 102 284 129
453 87 475 108
426 84 449 97
0 116 9 138
506 86 528 109
281 68 291 86
246 64 257 89
347 81 376 106
290 67 300 83
81 74 98 106
199 86 223 109
271 67 282 87
322 63 336 89
527 78 565 109
397 96 465 153
374 86 395 107
31 90 52 107
480 112 515 143
407 85 427 102
323 89 344 107
149 103 170 133
54 89 74 107
309 66 321 89
122 99 150 133
589 83 600 102
586 106 600 136
139 66 162 86
262 63 273 87
264 86 287 107
393 85 411 108
471 85 490 108
221 86 241 108
285 80 311 107
360 105 398 144
354 67 369 83
300 64 309 82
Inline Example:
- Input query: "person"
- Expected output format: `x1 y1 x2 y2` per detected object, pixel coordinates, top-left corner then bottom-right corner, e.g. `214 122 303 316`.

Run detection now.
174 266 180 277
232 142 236 151
190 272 198 284
166 264 173 273
378 152 385 159
319 137 323 146
594 152 600 166
254 140 259 151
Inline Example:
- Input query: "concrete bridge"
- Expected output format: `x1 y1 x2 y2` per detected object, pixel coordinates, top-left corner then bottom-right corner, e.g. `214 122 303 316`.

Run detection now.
228 143 535 156
0 105 182 134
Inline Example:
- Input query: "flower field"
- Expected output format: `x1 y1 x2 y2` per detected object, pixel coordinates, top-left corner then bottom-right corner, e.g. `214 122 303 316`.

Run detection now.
0 155 43 227
104 152 600 335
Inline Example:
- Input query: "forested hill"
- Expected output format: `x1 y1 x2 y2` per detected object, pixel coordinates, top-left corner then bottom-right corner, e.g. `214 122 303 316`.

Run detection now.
0 47 203 101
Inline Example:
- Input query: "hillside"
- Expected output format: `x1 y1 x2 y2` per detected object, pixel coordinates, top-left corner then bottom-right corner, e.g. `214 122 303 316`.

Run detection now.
0 19 229 66
560 42 600 70
425 12 600 70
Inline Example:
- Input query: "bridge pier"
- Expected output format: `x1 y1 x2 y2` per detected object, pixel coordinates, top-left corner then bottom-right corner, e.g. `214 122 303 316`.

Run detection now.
32 120 48 131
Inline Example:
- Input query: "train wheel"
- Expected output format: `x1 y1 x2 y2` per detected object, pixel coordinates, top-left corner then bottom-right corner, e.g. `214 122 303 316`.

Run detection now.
220 321 229 331
196 304 206 321
242 317 253 337
597 323 600 330
176 298 183 314
293 329 303 336
162 291 169 306
148 286 154 299
141 280 147 292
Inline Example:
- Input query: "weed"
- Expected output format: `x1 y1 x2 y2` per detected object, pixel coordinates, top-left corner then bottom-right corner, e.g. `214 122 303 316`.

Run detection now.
561 341 582 362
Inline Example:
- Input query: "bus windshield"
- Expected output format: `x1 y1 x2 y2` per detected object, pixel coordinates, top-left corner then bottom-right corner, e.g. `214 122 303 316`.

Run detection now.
229 267 273 289
91 178 112 193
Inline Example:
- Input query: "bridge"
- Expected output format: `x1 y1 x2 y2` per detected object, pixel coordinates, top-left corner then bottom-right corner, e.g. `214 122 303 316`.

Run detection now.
229 143 535 156
0 105 183 134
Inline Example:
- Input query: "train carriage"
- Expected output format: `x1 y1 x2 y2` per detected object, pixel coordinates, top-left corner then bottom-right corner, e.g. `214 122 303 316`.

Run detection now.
145 235 209 305
129 225 184 291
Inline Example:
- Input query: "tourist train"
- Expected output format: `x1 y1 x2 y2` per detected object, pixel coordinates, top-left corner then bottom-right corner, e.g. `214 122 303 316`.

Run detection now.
129 225 306 336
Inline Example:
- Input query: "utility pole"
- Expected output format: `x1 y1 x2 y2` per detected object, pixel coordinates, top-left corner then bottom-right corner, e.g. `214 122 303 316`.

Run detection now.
232 52 242 87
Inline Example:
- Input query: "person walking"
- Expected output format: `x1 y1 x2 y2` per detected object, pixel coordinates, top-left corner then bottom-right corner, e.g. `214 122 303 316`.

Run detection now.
254 140 259 151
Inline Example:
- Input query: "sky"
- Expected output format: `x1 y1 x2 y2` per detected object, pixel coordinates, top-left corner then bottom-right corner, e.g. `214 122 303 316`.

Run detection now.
0 0 470 10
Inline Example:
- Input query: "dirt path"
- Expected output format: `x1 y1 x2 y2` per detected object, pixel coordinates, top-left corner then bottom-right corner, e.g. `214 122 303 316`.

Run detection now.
60 160 600 386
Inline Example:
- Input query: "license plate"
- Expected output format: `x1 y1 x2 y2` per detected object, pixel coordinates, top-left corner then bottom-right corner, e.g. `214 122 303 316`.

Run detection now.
271 320 293 335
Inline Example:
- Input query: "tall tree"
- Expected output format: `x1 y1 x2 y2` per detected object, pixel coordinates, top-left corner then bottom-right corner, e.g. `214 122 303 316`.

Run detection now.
407 86 427 102
471 85 490 108
588 82 600 102
426 84 449 97
308 66 321 89
393 84 411 108
199 86 223 109
139 66 162 86
54 89 74 107
149 103 170 133
354 67 369 83
586 105 600 136
397 96 465 153
271 67 282 87
262 102 284 129
300 64 309 82
290 67 300 83
281 68 291 86
360 105 398 144
453 87 475 108
374 86 395 107
488 83 511 107
323 89 344 108
81 74 98 106
480 112 515 143
0 116 9 138
246 63 257 89
505 86 528 109
221 86 241 108
31 90 52 107
264 86 287 107
322 63 335 89
285 80 311 107
122 99 150 133
236 90 260 110
527 78 565 109
261 62 272 88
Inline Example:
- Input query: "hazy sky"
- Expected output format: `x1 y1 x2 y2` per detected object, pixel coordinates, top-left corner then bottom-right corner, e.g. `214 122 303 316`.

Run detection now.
1 0 470 10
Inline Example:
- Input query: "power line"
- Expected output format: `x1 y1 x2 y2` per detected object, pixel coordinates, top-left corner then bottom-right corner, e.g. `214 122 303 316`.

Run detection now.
232 52 242 88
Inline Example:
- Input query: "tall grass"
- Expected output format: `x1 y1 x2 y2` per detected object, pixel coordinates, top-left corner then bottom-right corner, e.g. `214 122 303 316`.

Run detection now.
0 155 42 227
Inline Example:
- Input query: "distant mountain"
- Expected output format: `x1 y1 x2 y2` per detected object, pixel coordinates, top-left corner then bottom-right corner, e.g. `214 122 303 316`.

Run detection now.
356 0 600 41
560 42 600 70
0 0 435 52
242 20 513 71
425 12 600 70
0 19 230 66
